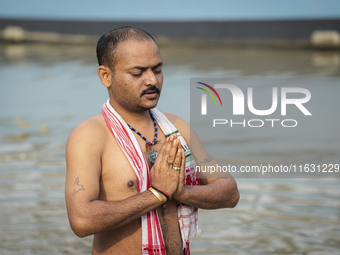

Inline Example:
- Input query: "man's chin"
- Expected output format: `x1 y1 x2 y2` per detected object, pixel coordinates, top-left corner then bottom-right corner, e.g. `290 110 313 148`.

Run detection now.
141 99 159 110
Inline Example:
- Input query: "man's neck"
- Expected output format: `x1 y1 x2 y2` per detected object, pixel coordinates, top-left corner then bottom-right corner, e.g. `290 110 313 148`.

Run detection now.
109 99 152 128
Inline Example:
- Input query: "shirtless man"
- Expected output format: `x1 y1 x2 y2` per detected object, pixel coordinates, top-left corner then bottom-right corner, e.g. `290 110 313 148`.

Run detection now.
65 27 239 255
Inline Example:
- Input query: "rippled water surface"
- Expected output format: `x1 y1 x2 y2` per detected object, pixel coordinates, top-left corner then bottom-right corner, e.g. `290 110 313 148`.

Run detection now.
0 42 339 254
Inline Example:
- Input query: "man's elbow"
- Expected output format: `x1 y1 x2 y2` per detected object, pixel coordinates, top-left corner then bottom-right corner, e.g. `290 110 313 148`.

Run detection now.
225 179 240 208
69 216 94 238
229 187 240 208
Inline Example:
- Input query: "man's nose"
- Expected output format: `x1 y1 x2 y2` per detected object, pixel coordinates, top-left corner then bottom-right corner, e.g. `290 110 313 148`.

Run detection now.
145 69 157 86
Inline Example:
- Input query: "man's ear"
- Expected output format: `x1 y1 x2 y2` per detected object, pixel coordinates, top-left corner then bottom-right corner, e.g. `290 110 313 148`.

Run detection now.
97 65 113 88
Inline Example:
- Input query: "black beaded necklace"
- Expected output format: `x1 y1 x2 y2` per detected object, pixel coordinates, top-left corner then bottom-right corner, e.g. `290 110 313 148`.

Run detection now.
126 111 159 164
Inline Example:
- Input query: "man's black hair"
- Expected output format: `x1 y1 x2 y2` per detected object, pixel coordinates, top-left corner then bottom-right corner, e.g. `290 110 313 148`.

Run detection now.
96 26 156 70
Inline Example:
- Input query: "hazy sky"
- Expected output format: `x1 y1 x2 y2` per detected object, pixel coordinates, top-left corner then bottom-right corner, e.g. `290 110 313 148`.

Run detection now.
1 0 340 21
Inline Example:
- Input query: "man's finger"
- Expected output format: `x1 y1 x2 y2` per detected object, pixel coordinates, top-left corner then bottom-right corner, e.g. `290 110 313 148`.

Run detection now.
154 136 169 165
161 139 172 161
179 149 186 183
171 143 182 172
160 134 176 165
167 138 179 164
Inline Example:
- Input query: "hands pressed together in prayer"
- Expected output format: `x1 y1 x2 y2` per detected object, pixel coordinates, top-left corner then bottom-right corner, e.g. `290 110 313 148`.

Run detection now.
150 134 185 201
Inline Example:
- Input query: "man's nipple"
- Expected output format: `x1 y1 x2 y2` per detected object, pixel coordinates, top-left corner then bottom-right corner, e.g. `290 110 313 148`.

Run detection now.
127 180 135 188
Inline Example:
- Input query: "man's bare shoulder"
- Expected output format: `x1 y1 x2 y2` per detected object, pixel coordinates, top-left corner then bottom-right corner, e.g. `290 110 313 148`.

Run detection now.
66 115 108 151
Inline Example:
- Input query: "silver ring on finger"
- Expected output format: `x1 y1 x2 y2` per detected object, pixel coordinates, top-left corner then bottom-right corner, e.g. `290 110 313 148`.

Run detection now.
173 167 180 171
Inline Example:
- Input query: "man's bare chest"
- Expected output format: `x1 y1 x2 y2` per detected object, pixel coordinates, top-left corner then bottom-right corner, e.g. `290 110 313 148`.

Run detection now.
99 128 166 199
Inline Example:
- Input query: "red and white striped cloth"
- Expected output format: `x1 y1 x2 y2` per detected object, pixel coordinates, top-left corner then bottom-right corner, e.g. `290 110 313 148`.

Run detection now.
101 99 200 255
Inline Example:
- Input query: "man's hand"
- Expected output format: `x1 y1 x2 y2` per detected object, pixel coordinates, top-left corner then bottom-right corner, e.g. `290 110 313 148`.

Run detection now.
150 134 184 197
162 113 240 209
171 149 185 201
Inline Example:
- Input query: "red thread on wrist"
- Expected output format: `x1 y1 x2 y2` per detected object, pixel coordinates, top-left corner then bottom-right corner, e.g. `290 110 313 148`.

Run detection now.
150 185 171 201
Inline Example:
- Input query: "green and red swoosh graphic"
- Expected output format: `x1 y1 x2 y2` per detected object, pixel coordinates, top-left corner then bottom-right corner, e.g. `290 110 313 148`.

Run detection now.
196 82 223 106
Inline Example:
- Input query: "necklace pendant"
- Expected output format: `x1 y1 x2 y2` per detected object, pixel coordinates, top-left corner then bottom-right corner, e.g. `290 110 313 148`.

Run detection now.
126 110 159 165
149 149 158 164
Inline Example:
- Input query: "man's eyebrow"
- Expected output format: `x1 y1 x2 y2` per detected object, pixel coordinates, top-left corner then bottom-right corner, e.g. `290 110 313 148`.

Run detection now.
129 62 163 71
153 62 163 68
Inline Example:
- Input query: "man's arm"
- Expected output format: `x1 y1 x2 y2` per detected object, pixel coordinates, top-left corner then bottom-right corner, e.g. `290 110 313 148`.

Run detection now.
173 170 239 209
65 119 183 237
165 113 240 209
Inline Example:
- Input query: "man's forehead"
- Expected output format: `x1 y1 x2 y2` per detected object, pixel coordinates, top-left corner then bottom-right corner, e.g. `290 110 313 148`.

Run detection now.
115 39 159 55
114 39 161 67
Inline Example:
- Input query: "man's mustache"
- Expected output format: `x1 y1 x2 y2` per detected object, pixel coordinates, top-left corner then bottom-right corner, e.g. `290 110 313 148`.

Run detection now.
141 87 160 97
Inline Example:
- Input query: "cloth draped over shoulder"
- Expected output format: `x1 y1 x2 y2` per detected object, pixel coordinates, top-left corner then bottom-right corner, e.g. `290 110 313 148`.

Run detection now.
101 99 200 255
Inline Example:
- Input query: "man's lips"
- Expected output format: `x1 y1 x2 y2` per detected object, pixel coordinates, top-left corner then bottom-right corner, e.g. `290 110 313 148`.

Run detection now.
143 91 158 98
145 91 157 95
141 88 160 97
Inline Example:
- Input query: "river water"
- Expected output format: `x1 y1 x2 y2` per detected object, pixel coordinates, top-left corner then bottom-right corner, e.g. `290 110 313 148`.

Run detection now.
0 42 339 254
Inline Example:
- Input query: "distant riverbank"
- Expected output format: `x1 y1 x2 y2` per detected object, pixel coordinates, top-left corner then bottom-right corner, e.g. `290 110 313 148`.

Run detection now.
1 18 340 49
